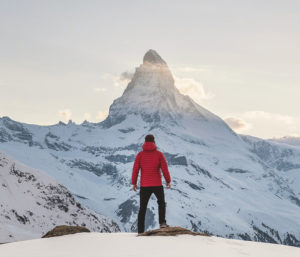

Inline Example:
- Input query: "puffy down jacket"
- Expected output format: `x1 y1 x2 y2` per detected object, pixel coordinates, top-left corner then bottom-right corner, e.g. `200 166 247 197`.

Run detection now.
131 142 171 187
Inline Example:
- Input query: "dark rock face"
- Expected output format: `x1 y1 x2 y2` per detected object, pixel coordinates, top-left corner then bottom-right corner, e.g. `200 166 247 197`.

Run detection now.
0 128 12 142
116 199 139 223
164 153 188 166
276 161 300 171
283 233 300 247
82 144 141 157
100 113 126 129
10 163 37 182
118 128 135 133
141 112 161 124
44 132 72 151
105 154 135 164
234 222 300 247
67 159 118 178
184 180 204 191
252 225 278 244
1 117 33 144
138 226 210 236
82 146 109 156
143 49 167 65
11 209 29 225
144 208 155 231
289 195 300 207
225 168 249 174
42 225 90 238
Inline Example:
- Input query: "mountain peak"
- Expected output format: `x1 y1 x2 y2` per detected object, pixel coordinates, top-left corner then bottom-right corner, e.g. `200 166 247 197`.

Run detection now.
100 49 222 128
143 49 166 65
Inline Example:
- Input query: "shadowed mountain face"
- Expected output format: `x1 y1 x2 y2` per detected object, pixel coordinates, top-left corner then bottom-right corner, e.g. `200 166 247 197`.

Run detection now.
0 50 300 246
143 49 167 65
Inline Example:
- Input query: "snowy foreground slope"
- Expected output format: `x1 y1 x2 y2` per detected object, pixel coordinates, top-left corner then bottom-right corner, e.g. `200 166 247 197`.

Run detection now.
0 150 119 243
0 50 300 246
1 233 300 257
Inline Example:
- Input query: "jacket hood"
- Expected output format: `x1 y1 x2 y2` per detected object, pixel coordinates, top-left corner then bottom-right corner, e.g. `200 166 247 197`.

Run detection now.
142 142 157 151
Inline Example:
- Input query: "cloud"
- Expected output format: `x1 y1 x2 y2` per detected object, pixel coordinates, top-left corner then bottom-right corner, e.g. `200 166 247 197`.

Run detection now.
288 133 300 137
174 76 214 103
93 87 107 92
84 113 91 120
173 66 211 73
114 71 134 88
224 116 252 132
120 71 134 81
99 71 134 89
222 111 300 138
58 109 72 122
99 73 112 80
96 110 109 121
243 111 295 125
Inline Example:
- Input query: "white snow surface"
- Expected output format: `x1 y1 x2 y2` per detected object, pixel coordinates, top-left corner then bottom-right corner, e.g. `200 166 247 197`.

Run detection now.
0 232 300 257
0 50 300 245
0 151 119 243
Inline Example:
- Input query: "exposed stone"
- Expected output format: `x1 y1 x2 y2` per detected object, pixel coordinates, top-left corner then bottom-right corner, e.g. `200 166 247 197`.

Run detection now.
143 49 167 65
42 225 90 238
138 226 210 237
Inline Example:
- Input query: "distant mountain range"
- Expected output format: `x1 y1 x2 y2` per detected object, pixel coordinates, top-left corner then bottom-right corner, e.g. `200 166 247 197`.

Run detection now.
268 136 300 147
0 50 299 246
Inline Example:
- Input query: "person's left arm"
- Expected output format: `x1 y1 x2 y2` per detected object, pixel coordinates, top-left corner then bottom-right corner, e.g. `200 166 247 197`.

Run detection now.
131 152 141 191
159 152 171 187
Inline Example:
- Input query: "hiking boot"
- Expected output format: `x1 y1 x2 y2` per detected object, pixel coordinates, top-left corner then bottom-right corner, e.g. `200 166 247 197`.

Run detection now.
160 222 169 229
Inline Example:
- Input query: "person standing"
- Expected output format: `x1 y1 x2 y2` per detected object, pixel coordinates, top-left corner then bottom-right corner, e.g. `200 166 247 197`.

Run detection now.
131 134 171 234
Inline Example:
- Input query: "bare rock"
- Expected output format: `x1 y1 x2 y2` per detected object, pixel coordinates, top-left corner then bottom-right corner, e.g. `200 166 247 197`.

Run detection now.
138 226 211 237
42 225 90 238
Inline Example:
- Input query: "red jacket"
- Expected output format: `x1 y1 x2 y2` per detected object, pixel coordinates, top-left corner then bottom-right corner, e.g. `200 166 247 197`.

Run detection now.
131 142 171 187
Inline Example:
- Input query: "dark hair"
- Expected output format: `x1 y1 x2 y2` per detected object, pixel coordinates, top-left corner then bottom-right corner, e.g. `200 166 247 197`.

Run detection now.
145 134 155 142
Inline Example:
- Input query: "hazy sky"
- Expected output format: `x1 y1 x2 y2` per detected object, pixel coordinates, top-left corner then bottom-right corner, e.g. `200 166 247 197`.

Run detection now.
1 0 299 139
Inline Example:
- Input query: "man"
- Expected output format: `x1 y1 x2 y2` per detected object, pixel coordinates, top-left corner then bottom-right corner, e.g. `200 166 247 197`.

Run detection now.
132 134 171 234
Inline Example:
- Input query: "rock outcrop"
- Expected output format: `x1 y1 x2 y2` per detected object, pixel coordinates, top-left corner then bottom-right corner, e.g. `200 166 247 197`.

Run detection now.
42 225 90 238
138 226 210 237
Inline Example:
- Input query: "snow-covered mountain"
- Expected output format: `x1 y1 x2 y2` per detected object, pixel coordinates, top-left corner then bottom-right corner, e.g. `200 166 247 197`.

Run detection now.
0 50 300 246
268 136 300 148
102 49 223 129
0 150 120 243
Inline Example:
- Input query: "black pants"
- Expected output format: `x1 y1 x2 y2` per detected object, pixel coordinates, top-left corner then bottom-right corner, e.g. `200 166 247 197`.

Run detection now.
138 185 166 233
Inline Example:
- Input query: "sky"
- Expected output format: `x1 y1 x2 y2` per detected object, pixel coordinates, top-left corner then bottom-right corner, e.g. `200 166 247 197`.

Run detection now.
0 0 299 139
